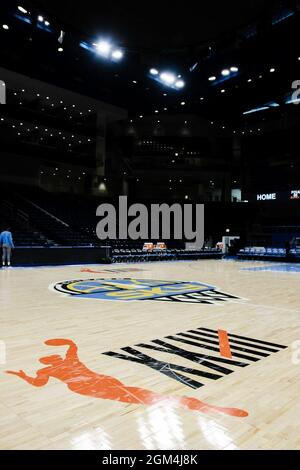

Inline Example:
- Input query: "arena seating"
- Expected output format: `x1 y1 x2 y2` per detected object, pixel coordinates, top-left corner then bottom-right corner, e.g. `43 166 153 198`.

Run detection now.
1 183 224 263
111 246 222 263
237 247 300 261
0 210 52 247
1 184 98 247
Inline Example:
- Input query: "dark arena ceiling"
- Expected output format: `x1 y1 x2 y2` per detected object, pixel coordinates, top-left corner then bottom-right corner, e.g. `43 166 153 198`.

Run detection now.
35 0 272 50
1 0 300 130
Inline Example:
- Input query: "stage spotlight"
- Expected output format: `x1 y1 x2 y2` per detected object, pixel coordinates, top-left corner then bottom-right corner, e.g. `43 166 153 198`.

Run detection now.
82 39 123 62
175 80 185 89
221 69 230 76
230 66 238 72
38 15 44 22
150 69 185 90
45 21 50 27
160 72 176 85
95 40 111 57
58 47 63 52
18 6 28 14
209 76 216 81
111 49 123 60
2 25 9 30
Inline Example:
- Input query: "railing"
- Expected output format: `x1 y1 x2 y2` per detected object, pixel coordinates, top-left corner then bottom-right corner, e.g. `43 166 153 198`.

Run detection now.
16 208 29 226
16 194 70 228
0 200 30 228
0 200 14 217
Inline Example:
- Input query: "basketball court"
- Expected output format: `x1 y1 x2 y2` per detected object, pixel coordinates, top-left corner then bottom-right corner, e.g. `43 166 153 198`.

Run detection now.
1 259 299 450
1 0 300 456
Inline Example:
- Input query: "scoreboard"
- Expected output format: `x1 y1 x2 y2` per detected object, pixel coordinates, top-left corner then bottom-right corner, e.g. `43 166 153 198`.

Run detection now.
255 190 300 201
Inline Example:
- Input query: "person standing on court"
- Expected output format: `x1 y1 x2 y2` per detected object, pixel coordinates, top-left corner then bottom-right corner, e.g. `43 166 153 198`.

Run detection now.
0 227 14 268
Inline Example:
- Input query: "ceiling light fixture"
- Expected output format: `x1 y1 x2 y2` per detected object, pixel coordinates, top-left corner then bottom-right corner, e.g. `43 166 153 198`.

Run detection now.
160 72 176 85
18 6 28 14
94 40 111 57
111 49 123 60
175 79 185 89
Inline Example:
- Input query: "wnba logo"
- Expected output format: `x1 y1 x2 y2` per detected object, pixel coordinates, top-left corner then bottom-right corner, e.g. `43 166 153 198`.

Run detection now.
0 80 6 104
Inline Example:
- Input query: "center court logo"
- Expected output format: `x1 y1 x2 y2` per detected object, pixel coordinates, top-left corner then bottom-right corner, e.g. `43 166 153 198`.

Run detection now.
51 278 243 304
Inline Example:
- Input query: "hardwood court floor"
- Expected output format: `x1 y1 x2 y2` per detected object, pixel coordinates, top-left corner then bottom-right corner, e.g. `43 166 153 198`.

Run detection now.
0 259 300 450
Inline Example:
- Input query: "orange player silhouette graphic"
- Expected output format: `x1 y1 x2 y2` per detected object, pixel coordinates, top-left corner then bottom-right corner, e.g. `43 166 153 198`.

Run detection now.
6 339 248 418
